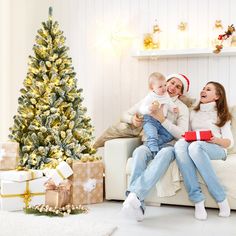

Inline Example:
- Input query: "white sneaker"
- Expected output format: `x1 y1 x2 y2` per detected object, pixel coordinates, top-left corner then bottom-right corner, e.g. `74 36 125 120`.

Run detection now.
122 193 144 222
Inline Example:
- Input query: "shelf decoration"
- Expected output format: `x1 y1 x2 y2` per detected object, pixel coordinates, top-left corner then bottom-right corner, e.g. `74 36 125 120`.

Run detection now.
178 22 188 31
177 22 188 49
231 35 236 47
213 24 235 54
143 20 161 50
211 20 224 48
152 20 161 49
143 33 154 49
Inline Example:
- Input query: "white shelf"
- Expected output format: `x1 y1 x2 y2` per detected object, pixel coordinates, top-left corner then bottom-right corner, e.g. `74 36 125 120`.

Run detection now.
132 47 236 59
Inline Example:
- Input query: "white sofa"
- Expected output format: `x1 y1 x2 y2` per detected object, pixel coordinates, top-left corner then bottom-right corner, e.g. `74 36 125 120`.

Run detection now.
104 106 236 209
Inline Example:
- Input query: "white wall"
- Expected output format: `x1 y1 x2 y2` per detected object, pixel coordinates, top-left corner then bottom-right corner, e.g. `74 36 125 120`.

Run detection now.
1 0 236 140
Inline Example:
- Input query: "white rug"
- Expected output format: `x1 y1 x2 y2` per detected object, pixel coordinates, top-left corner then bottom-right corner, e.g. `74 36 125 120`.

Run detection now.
0 211 117 236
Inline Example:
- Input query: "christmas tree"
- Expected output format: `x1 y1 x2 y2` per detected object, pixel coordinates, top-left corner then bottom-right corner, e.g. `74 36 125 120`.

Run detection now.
9 7 96 169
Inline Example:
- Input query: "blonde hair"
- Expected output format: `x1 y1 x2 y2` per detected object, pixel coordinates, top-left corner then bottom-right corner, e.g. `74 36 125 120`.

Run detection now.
148 72 166 89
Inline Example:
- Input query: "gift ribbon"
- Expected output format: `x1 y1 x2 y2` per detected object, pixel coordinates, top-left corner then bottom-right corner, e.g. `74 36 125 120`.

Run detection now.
16 168 37 180
45 179 71 191
0 148 18 160
196 131 201 141
0 149 6 159
56 168 66 180
0 181 45 207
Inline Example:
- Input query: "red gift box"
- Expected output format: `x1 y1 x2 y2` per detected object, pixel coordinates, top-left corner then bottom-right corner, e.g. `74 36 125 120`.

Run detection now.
182 130 213 142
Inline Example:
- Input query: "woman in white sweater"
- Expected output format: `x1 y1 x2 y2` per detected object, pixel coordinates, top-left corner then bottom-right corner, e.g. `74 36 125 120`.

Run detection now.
175 81 234 220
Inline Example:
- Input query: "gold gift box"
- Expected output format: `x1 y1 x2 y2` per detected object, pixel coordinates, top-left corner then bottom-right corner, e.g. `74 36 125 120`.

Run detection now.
45 180 71 208
0 142 19 170
71 160 104 205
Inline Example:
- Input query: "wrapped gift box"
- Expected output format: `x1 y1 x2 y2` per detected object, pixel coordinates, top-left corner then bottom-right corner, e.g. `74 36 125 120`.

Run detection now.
182 130 213 142
49 161 73 186
71 160 103 205
0 170 43 182
0 142 19 170
45 179 71 208
0 176 48 211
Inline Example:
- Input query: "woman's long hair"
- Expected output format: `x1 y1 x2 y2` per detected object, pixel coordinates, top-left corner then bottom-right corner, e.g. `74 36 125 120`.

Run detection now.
194 81 231 127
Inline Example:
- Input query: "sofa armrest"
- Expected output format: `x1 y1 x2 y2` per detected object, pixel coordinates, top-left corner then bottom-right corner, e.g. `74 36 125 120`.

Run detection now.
104 137 142 200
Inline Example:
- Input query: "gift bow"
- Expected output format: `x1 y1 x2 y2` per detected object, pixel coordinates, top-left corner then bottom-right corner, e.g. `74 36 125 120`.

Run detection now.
83 178 97 192
44 179 71 192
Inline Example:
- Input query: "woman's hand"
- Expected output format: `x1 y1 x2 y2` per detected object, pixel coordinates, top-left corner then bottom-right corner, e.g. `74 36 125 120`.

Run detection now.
150 104 166 123
208 136 220 145
132 113 143 127
207 136 231 148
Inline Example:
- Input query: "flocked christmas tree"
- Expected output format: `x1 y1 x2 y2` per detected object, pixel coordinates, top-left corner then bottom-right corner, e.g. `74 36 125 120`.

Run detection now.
9 7 96 169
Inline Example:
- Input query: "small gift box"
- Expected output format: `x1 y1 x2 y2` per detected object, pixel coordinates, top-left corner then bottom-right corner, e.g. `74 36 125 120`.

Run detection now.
182 130 213 142
71 160 103 205
0 142 19 170
45 179 71 208
0 170 43 182
49 161 73 186
0 177 48 211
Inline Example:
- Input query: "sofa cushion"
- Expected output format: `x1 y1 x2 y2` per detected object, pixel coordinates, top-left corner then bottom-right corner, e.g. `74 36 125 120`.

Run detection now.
93 122 142 149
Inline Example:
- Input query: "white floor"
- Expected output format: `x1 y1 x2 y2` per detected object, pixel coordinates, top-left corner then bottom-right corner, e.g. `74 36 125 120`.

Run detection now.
88 201 236 236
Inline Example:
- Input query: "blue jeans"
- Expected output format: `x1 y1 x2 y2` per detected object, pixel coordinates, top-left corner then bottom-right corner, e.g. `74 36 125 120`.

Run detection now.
174 139 227 203
143 115 174 153
127 144 175 211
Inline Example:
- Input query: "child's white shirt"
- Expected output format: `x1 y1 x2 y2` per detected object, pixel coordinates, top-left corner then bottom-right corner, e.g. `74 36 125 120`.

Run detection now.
139 91 177 117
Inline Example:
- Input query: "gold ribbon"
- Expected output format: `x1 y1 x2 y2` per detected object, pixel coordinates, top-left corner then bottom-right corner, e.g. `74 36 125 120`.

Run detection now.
15 168 37 180
0 181 45 207
56 168 66 180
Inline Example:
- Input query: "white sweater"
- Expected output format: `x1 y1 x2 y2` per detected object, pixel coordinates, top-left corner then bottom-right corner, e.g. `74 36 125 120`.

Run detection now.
139 91 177 117
190 102 234 150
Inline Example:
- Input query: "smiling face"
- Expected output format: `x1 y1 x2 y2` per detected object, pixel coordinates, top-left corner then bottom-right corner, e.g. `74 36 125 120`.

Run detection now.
200 83 219 104
151 79 167 96
166 78 183 97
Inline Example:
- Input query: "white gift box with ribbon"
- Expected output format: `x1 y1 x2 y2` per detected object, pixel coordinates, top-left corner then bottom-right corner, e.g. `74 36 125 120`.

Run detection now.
0 176 48 211
0 170 44 182
49 161 73 186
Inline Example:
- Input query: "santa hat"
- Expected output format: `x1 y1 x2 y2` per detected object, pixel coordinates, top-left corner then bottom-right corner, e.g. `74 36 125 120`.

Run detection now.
166 73 190 94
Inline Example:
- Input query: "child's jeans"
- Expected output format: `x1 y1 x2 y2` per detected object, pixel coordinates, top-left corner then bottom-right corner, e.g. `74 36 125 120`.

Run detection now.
143 115 174 153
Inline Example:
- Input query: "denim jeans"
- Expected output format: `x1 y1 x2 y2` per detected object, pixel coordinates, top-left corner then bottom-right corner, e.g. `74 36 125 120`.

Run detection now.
174 139 227 203
143 115 174 153
127 144 175 211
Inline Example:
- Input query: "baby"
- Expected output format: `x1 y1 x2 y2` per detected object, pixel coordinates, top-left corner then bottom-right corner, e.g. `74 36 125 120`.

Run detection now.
139 72 178 155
